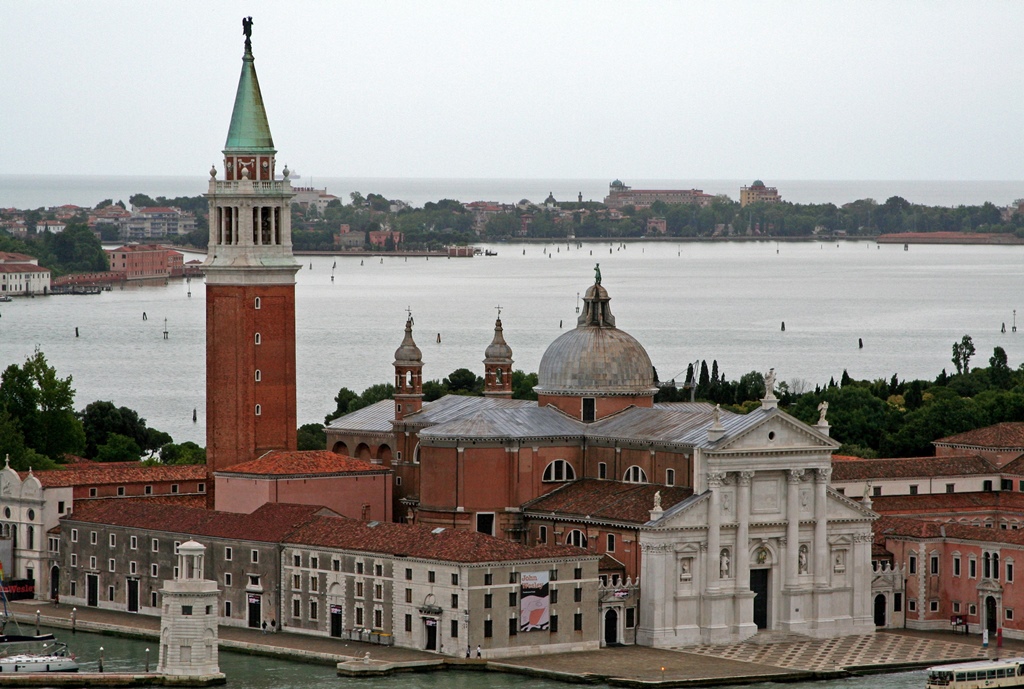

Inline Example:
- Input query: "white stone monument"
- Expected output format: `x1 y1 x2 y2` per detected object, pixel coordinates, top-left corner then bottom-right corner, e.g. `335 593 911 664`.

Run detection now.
157 540 221 677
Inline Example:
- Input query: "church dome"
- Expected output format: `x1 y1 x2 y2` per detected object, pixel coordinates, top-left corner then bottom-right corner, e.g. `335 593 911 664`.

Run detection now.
393 316 422 364
535 270 657 396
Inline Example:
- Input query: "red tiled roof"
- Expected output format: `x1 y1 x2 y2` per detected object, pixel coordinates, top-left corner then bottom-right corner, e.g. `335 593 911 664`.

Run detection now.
25 464 206 488
0 252 36 262
77 494 208 509
869 491 1024 515
219 450 386 477
286 515 590 563
875 514 1024 548
63 500 333 543
0 264 48 274
831 455 995 481
523 479 694 525
935 423 1024 449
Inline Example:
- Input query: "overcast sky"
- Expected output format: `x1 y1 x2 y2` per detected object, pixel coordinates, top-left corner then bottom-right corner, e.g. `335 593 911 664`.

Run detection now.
3 1 1023 181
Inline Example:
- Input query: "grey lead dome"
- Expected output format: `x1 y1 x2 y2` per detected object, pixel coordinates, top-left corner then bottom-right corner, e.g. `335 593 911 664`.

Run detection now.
535 278 657 396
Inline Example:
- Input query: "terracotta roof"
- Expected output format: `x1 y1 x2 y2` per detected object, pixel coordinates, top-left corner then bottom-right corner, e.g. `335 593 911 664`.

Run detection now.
869 491 1024 516
77 494 207 509
0 264 49 274
875 514 1024 548
63 500 332 543
935 423 1024 449
0 252 36 262
219 450 386 476
999 455 1024 474
831 455 995 481
25 464 206 488
523 479 694 525
286 515 590 564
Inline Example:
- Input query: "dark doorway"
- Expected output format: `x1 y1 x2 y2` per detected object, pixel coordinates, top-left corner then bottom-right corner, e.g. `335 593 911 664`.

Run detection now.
86 574 98 607
751 569 769 629
247 594 261 628
873 594 886 627
330 605 343 638
582 398 596 422
49 566 59 600
604 608 619 644
986 596 998 633
127 579 139 613
425 619 437 650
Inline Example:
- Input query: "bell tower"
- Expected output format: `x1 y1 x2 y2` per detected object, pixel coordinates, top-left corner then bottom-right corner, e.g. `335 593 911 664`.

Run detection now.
204 17 299 480
393 315 423 420
483 311 514 398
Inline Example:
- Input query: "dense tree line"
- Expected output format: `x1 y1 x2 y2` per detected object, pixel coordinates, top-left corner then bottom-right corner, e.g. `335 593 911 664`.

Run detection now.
0 222 108 276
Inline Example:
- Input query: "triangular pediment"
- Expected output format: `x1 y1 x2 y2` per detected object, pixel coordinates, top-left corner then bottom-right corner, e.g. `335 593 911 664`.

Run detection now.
711 408 839 454
646 491 709 528
827 486 878 521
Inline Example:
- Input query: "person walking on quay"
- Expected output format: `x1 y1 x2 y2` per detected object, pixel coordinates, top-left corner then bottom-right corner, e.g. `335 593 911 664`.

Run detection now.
466 647 471 658
261 620 267 635
476 644 481 658
270 618 276 633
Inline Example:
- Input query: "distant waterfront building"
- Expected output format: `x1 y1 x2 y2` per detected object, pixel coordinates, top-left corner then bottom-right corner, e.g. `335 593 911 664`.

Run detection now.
36 220 66 234
603 180 713 209
291 187 339 213
0 251 50 295
739 180 781 207
105 244 184 280
123 207 197 240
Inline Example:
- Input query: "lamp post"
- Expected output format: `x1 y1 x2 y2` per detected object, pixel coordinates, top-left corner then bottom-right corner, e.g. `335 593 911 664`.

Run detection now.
71 607 76 634
145 648 150 673
99 646 104 673
35 609 40 635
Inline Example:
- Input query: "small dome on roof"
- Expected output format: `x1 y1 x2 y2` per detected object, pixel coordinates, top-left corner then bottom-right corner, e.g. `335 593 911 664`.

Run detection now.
394 317 422 364
751 179 765 188
484 317 514 364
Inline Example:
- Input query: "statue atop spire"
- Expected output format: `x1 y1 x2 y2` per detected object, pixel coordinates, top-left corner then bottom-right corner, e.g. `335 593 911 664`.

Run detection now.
594 263 602 285
242 16 253 53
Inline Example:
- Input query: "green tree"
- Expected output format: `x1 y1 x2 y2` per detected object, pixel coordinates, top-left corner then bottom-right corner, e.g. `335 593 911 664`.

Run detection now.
443 368 483 395
297 423 326 451
79 401 170 458
325 387 359 424
0 351 85 460
952 334 976 375
94 433 142 462
511 370 538 400
159 441 206 465
990 346 1012 388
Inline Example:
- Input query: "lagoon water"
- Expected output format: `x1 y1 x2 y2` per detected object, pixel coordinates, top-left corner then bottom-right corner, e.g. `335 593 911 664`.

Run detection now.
47 625 924 689
2 240 1023 446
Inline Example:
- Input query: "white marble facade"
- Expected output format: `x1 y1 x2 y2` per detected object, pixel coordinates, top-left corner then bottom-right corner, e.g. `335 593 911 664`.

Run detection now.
637 405 877 646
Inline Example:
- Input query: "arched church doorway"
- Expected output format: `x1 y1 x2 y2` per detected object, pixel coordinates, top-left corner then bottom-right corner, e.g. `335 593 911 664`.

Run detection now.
751 568 770 629
986 596 998 633
873 594 886 627
603 608 619 645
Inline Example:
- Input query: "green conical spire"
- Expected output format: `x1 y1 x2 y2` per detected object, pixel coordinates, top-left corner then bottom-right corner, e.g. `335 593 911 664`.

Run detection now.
224 25 275 153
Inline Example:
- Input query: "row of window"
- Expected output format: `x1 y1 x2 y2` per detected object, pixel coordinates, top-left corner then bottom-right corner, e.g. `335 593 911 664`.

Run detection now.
537 526 616 551
910 551 1015 582
864 478 1024 498
541 459 676 486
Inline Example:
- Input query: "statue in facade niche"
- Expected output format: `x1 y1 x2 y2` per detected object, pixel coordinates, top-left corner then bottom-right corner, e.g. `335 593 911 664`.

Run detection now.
720 550 730 578
799 545 809 574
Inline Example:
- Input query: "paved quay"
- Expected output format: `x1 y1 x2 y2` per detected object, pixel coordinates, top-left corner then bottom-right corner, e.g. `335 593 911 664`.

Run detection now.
9 602 997 686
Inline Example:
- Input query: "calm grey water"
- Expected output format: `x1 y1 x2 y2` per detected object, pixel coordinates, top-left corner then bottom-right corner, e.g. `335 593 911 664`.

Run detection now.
3 174 1024 209
1 241 1023 447
37 625 924 689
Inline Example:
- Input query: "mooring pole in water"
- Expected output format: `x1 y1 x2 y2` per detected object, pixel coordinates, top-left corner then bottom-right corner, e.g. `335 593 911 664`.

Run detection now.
163 318 168 340
193 408 197 423
859 338 864 349
75 327 79 338
781 322 785 332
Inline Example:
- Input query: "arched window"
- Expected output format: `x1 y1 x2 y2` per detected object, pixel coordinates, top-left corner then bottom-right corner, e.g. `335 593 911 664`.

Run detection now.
254 370 262 382
254 297 261 310
565 529 587 548
254 333 261 345
623 465 648 483
666 468 676 486
255 404 262 416
543 459 576 482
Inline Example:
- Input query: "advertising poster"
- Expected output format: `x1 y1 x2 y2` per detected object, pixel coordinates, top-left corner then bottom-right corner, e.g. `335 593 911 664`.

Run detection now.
519 571 550 632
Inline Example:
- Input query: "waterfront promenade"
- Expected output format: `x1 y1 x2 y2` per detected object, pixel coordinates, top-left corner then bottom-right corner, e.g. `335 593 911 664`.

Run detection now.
9 600 994 686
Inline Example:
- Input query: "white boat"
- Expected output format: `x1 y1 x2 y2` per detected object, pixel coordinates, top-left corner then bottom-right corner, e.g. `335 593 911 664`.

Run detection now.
0 642 79 673
927 657 1024 689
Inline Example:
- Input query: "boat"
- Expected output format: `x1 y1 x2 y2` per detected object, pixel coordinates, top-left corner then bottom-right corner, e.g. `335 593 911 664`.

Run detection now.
485 250 498 256
0 642 79 673
926 657 1024 688
0 295 11 302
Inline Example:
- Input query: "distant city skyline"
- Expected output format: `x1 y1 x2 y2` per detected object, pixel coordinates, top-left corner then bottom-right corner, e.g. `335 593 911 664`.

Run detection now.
3 1 1023 182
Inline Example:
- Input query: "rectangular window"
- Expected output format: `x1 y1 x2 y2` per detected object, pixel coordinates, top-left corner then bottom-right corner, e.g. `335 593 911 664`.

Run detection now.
953 601 961 613
375 564 383 576
946 483 955 493
71 529 78 543
509 592 517 607
1008 563 1015 582
117 486 125 496
451 573 459 586
550 589 558 604
355 608 364 626
333 560 341 572
356 582 364 597
71 554 78 567
293 554 301 567
909 599 917 612
108 559 116 572
309 601 318 620
930 555 939 575
872 485 882 497
574 567 583 580
182 605 193 616
251 550 259 564
311 577 319 593
484 594 492 609
539 526 548 544
405 588 413 604
451 620 459 638
129 561 137 575
582 398 596 422
357 562 364 575
1008 609 1015 621
110 534 116 547
1003 479 1014 491
909 555 917 574
574 612 583 631
574 587 582 602
909 485 918 495
666 468 675 486
484 619 493 638
311 557 318 569
145 485 152 495
225 573 232 587
373 583 381 599
90 556 97 569
452 594 459 609
405 568 412 580
954 556 961 577
225 601 232 617
405 614 412 632
292 599 300 618
172 484 179 494
89 488 97 498
508 618 517 636
130 536 137 550
984 480 993 492
598 462 607 479
484 573 493 585
607 534 616 552
930 600 939 612
151 564 158 578
58 501 65 514
198 483 206 493
248 575 260 587
970 559 977 578
225 547 233 561
152 539 159 552
428 571 436 583
509 572 518 584
550 615 559 633
90 531 97 545
71 581 77 597
626 607 636 628
293 574 301 590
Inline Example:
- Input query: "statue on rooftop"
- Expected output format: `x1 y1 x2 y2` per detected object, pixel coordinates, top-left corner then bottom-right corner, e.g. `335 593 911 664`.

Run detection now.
763 368 776 399
817 400 829 425
242 16 253 51
594 263 602 285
